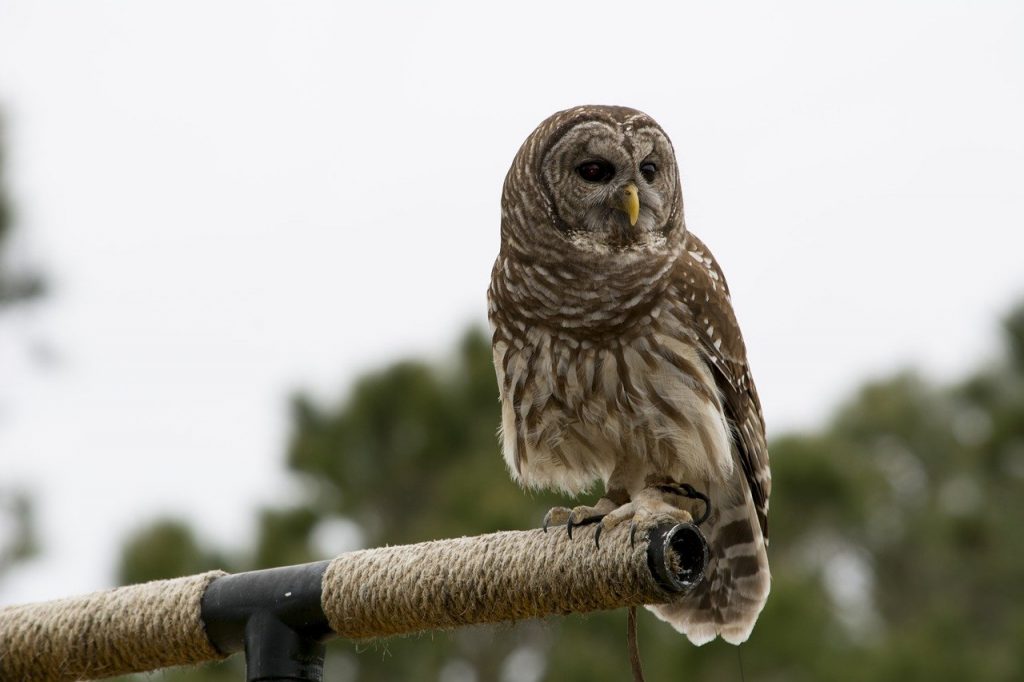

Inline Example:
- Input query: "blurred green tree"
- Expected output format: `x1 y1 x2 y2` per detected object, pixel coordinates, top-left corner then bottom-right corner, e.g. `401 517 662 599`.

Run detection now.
0 491 36 583
0 113 44 306
0 113 43 585
117 307 1024 681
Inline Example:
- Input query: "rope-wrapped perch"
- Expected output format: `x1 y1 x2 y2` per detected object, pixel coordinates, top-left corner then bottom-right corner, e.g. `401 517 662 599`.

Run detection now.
0 571 227 681
0 522 707 681
321 522 704 638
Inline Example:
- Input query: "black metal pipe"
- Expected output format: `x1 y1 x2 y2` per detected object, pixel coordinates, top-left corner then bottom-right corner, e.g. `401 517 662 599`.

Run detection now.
201 560 332 682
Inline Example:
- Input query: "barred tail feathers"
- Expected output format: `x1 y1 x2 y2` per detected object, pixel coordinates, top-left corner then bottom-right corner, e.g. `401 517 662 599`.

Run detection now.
648 481 770 645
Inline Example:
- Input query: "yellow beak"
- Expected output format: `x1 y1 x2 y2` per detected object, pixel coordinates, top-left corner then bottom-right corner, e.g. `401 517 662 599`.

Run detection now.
621 183 640 226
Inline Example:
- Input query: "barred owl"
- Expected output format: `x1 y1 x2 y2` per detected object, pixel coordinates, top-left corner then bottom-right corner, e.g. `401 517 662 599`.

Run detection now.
488 105 770 645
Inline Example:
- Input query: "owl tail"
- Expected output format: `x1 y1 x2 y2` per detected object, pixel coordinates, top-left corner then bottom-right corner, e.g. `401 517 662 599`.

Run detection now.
648 480 770 646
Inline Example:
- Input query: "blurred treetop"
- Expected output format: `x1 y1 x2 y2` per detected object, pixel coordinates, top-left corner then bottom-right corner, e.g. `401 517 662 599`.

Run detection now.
0 115 44 307
0 113 42 585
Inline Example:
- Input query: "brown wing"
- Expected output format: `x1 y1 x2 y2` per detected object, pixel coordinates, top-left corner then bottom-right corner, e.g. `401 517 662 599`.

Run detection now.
674 231 771 540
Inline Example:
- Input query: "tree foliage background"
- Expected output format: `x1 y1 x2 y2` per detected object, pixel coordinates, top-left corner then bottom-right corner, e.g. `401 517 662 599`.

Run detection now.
0 115 41 587
111 305 1024 681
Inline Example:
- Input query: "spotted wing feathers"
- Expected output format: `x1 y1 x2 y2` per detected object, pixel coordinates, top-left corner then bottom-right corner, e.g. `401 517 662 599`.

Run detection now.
675 232 771 541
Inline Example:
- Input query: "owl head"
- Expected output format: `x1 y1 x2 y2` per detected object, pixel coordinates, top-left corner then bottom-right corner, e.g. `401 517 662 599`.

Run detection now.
502 105 685 260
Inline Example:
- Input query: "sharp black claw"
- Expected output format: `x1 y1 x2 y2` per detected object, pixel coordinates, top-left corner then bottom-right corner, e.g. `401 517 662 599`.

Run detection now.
629 522 638 548
594 524 603 548
566 515 575 539
676 483 712 525
542 511 552 533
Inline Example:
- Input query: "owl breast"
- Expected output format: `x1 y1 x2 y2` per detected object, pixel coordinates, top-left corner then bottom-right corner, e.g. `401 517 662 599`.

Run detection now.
490 301 735 496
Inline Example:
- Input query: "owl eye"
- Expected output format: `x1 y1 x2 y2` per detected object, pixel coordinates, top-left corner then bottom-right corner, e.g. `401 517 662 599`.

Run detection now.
640 161 657 183
576 160 615 183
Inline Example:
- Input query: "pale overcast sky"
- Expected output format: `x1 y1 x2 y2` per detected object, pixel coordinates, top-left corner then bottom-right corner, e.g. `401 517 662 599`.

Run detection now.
1 1 1022 604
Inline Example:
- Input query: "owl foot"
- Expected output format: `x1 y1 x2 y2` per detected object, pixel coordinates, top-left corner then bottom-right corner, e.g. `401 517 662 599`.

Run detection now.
593 484 707 549
542 495 622 539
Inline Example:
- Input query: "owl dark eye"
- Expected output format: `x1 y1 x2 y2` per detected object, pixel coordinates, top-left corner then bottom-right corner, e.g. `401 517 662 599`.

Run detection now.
576 160 615 183
640 161 657 183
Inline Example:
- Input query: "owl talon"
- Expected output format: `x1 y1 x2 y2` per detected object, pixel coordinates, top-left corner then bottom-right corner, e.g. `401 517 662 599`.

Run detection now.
659 483 712 525
542 506 572 533
629 522 638 549
566 512 604 539
678 483 712 525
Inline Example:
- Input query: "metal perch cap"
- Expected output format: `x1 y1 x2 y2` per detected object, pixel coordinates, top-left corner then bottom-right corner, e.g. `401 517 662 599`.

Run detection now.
648 522 710 593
